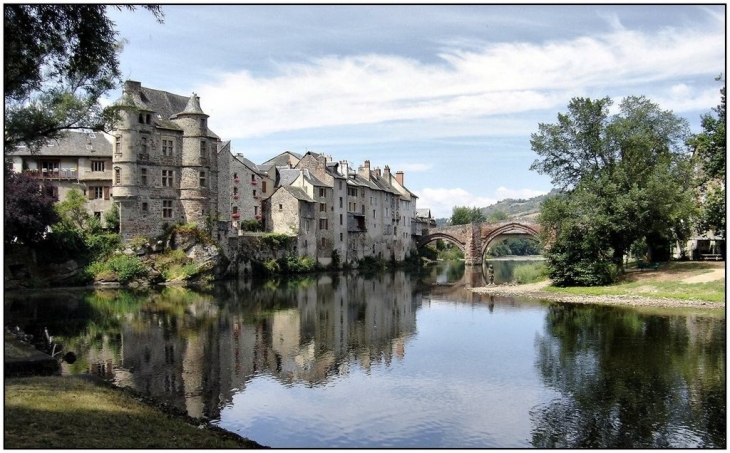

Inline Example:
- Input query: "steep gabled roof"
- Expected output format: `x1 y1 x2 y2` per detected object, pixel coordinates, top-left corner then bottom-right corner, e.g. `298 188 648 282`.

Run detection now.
280 185 315 203
12 130 113 157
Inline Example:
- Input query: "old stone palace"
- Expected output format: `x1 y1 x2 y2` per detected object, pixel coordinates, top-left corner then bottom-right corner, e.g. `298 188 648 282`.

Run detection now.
8 81 434 266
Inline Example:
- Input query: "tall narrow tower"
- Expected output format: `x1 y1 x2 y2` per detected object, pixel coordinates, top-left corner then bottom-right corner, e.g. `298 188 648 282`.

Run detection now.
171 93 211 225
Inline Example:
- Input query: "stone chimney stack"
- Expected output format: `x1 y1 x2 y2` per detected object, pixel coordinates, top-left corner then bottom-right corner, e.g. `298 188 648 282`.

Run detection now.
383 165 391 180
374 167 381 178
123 80 142 94
364 160 370 169
395 171 404 186
339 160 349 177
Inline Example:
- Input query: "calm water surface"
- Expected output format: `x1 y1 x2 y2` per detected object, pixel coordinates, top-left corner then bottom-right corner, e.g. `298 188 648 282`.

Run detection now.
5 260 725 448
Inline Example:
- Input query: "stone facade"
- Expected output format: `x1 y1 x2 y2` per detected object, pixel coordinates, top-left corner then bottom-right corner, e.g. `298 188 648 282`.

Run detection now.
7 80 431 265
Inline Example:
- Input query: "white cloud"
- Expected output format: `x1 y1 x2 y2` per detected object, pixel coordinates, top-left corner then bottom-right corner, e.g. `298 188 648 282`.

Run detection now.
196 25 723 141
494 186 549 201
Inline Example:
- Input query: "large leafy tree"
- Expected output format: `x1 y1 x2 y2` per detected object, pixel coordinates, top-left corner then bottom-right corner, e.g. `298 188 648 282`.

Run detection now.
688 84 726 238
531 96 695 284
4 5 163 152
4 166 60 245
450 206 486 225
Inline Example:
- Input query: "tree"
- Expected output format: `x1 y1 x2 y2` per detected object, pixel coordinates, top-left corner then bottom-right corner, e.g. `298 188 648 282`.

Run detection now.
450 206 486 225
104 202 120 232
531 96 695 283
55 189 97 233
688 83 726 238
487 210 509 222
4 5 163 152
4 166 60 245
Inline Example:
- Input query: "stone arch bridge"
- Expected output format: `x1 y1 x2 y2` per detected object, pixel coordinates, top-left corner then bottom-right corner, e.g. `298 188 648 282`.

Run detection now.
417 221 542 265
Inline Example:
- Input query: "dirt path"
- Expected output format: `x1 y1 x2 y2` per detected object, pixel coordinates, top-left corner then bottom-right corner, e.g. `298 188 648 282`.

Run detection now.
681 268 726 284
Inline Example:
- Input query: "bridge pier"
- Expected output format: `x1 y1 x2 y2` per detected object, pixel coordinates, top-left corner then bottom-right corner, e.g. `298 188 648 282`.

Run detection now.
463 223 482 266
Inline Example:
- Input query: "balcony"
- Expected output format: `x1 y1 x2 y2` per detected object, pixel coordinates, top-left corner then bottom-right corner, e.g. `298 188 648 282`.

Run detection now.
23 169 78 181
232 213 240 220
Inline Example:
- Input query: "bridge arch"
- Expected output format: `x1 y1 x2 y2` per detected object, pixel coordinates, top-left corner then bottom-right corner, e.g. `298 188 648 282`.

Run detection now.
417 233 466 255
480 222 541 262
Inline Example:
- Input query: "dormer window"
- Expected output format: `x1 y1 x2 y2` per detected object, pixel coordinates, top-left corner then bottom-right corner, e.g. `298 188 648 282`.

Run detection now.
146 114 151 125
200 118 206 130
138 113 144 124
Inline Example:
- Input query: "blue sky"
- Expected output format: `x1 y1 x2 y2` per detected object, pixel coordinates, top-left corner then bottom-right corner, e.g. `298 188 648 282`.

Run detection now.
105 4 725 218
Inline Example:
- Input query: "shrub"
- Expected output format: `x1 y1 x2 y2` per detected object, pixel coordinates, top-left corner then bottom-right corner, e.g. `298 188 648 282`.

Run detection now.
241 219 263 232
513 262 549 284
89 254 147 284
262 233 292 248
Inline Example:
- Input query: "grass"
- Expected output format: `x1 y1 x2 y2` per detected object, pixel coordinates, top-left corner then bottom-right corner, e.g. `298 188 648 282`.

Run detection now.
4 376 263 449
543 261 725 303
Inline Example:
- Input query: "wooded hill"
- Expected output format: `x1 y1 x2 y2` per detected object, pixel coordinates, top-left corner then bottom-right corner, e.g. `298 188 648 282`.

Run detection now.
434 189 559 226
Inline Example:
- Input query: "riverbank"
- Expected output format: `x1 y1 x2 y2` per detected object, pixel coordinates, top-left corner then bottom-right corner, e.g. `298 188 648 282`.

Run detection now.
471 261 725 310
4 375 266 448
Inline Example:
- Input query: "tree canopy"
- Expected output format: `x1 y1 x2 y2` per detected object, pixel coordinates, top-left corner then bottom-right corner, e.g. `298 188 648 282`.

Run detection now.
4 5 163 152
688 84 726 238
531 96 696 285
450 206 485 225
4 166 60 245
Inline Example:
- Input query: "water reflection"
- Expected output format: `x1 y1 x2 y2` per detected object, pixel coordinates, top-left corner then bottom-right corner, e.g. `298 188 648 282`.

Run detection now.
3 262 725 448
531 303 726 448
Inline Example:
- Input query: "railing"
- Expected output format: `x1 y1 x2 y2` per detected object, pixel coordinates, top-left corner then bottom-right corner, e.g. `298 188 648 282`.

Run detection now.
23 169 78 180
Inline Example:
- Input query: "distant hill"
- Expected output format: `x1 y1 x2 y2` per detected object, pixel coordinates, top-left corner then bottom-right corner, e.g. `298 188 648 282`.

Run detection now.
434 189 559 226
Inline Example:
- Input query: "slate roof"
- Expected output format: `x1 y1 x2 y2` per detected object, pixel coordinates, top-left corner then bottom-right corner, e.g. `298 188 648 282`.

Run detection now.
115 83 219 138
12 131 113 157
280 185 315 203
233 153 264 176
416 208 432 218
261 151 303 168
278 167 302 187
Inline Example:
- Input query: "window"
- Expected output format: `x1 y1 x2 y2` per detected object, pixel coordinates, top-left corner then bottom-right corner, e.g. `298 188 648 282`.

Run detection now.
319 218 328 230
142 202 148 213
319 187 326 198
233 187 238 196
262 180 267 192
339 181 343 190
141 137 148 154
320 203 326 212
90 186 104 199
138 113 144 124
200 140 206 157
253 190 257 197
199 171 206 188
146 114 151 125
140 168 147 185
254 206 259 215
91 161 105 172
339 197 343 208
251 174 255 183
162 139 174 156
115 168 121 184
94 212 102 219
321 237 326 247
115 136 121 153
162 170 173 187
162 200 173 218
340 214 343 225
340 232 343 241
279 204 283 210
200 118 206 130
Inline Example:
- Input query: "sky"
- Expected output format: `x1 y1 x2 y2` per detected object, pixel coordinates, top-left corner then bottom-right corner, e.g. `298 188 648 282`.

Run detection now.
104 4 726 218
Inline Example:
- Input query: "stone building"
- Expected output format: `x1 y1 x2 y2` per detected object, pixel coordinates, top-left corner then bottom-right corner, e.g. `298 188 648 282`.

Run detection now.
6 80 430 265
111 80 221 240
7 130 116 226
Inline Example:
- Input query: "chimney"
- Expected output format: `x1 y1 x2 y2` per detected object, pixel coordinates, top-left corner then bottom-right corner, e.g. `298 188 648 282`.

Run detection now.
374 167 381 178
395 171 404 186
339 160 349 177
123 80 142 94
364 160 370 169
325 154 332 162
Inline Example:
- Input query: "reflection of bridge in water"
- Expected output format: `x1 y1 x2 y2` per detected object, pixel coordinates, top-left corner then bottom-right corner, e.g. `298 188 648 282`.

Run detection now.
417 221 542 265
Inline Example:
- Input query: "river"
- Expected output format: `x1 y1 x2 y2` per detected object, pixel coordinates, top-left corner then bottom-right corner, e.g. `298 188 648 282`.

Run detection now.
4 260 725 448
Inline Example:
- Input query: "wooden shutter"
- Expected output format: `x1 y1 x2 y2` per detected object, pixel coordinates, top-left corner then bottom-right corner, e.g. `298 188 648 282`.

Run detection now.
103 186 110 200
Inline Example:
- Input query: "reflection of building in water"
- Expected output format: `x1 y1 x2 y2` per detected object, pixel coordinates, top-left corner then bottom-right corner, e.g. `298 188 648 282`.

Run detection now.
109 272 421 420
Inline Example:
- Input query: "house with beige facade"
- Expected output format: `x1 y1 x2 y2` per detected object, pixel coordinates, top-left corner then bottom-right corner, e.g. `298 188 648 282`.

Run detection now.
7 130 116 226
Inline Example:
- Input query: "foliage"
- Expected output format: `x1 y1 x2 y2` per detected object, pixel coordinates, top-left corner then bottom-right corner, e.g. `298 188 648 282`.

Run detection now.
688 83 726 237
103 202 120 232
486 210 509 222
262 233 293 248
513 262 549 284
357 256 389 272
330 249 341 270
241 219 263 232
450 206 486 225
88 254 147 284
531 96 696 284
486 238 540 257
4 166 60 245
4 5 164 152
55 189 95 232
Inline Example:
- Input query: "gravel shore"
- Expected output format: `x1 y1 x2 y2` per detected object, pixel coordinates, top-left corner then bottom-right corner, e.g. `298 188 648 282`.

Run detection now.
470 280 725 310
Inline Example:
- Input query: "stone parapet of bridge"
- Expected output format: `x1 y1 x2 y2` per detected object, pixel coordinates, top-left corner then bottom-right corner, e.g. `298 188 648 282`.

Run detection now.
417 221 542 265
